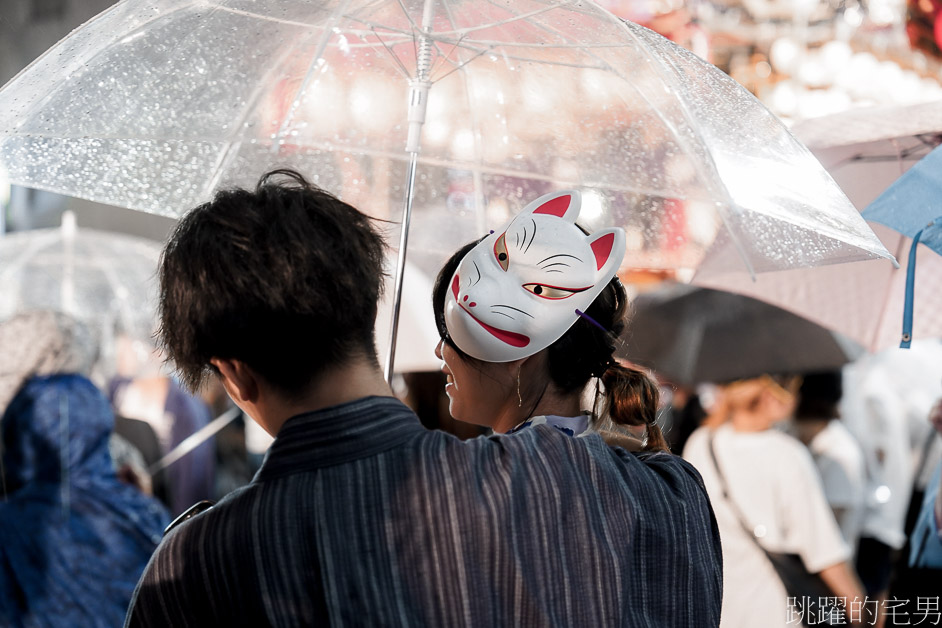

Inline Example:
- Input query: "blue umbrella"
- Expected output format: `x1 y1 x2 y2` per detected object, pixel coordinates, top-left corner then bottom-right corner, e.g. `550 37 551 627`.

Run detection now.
863 144 942 348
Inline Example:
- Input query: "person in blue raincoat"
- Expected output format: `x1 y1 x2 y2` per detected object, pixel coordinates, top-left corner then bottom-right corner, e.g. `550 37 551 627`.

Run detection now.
0 312 168 628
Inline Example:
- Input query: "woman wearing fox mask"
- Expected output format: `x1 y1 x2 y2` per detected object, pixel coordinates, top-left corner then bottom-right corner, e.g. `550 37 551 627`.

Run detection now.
432 189 668 451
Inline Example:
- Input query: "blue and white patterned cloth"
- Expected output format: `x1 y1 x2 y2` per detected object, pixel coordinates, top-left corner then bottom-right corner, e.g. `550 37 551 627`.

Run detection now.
507 413 591 437
127 395 722 627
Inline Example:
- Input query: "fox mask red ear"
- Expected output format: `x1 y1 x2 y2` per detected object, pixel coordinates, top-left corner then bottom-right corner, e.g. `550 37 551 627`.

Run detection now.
589 231 619 271
529 192 623 275
531 192 580 221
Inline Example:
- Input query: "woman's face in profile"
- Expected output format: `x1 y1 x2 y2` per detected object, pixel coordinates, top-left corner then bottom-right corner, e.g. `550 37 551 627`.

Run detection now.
435 338 510 429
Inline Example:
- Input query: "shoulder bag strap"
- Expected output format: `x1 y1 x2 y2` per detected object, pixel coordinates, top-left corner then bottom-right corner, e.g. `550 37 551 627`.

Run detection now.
706 430 778 555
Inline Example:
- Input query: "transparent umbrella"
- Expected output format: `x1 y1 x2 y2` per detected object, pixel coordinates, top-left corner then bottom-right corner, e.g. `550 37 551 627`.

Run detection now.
698 103 942 352
0 214 160 339
0 0 893 375
0 213 162 379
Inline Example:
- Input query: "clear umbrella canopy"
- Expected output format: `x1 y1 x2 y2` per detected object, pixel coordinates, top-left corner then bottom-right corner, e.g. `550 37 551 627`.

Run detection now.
0 0 891 284
0 215 162 378
698 103 942 351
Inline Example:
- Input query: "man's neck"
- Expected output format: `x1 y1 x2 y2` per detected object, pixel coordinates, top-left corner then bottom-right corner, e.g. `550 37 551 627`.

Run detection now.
259 357 393 436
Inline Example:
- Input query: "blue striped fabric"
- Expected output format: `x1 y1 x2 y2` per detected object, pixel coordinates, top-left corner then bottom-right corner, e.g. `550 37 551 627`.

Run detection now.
126 396 722 627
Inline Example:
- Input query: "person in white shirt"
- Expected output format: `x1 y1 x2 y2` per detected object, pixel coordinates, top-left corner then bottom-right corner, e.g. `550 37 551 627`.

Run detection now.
684 375 864 628
792 371 867 553
838 345 942 600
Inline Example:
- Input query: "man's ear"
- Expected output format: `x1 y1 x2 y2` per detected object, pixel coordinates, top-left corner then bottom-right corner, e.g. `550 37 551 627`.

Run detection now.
210 358 260 405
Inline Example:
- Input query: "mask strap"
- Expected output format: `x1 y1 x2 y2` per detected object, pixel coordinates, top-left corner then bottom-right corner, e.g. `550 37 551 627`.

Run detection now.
575 309 609 334
576 309 619 378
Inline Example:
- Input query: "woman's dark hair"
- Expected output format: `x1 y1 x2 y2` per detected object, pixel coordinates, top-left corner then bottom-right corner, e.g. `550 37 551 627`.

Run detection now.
158 168 386 397
432 237 667 452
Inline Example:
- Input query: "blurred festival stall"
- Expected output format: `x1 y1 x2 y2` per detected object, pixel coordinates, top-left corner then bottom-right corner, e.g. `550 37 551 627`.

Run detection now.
603 0 942 124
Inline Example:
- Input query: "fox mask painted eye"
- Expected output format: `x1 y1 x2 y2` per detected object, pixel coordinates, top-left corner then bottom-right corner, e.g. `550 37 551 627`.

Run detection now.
493 233 509 271
522 283 588 300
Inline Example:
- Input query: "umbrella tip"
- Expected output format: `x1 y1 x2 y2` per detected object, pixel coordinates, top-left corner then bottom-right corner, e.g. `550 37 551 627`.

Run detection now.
60 210 77 239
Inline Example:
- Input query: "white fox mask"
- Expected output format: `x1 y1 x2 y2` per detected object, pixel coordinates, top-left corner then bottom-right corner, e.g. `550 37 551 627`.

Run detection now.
444 190 626 362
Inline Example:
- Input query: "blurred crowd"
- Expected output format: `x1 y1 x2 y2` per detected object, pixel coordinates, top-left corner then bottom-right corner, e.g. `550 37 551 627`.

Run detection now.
1 172 941 627
0 310 266 626
2 308 940 626
658 342 942 624
2 305 940 626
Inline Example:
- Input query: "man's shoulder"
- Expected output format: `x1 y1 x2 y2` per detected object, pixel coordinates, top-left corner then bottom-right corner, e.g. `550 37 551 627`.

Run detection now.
157 483 258 548
126 484 268 627
447 426 708 493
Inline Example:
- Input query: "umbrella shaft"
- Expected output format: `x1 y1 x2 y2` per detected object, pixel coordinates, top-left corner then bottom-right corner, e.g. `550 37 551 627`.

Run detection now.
384 152 420 382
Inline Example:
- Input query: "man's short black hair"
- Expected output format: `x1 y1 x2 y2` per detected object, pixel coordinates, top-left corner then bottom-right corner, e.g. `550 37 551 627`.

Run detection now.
158 168 386 397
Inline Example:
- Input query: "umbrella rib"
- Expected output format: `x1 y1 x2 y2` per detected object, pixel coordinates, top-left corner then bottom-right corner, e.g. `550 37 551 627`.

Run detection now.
390 35 614 72
827 135 941 171
321 29 631 51
439 0 460 32
504 8 734 221
393 0 422 33
428 0 469 78
432 43 492 82
369 27 414 80
200 26 332 197
216 0 617 46
344 0 571 40
607 21 728 202
208 5 331 29
271 0 354 151
334 31 627 49
492 3 620 69
450 2 570 37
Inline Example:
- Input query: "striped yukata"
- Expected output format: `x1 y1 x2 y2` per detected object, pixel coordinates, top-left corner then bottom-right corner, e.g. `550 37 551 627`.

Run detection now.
125 396 722 627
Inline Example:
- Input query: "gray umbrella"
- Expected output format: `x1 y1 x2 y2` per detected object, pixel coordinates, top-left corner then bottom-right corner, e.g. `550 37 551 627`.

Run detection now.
619 284 864 386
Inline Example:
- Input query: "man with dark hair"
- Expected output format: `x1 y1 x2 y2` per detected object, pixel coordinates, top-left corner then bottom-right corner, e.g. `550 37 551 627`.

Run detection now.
125 169 722 627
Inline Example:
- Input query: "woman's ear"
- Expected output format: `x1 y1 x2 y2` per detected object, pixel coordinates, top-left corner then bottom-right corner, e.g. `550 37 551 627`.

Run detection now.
504 353 541 380
210 358 260 405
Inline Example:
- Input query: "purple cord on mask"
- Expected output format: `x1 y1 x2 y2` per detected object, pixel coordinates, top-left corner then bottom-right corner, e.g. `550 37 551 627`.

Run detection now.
575 309 608 334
